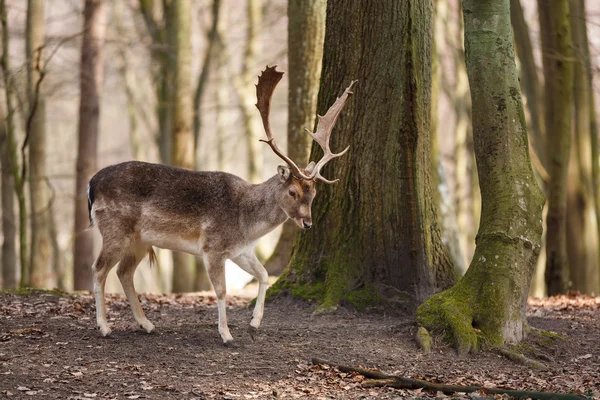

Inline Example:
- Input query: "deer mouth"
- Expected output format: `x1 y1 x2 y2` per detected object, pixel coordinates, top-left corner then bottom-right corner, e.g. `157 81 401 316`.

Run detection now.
294 218 312 229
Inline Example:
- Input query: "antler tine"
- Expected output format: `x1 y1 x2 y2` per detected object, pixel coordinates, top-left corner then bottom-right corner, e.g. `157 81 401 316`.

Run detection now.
256 65 311 180
306 80 357 184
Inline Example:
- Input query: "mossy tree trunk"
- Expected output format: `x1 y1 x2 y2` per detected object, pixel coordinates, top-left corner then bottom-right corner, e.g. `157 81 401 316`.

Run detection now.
566 0 600 294
169 0 196 293
538 0 573 295
264 0 325 276
417 0 545 354
270 0 456 310
27 0 55 288
73 0 106 291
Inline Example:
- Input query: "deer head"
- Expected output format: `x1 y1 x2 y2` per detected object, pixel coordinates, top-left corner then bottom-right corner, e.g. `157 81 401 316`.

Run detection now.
255 65 356 229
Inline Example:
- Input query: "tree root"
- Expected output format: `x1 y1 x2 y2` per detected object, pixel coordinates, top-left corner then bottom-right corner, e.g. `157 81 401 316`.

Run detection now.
493 347 547 369
311 358 588 400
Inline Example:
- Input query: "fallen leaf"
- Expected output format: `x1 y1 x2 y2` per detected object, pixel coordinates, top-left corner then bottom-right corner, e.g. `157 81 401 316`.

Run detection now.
579 354 592 359
17 386 31 391
70 371 83 377
84 393 97 398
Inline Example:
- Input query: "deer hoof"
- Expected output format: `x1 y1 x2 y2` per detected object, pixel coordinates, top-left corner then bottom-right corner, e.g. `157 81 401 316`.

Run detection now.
224 340 238 348
99 326 112 337
140 321 155 334
247 326 258 341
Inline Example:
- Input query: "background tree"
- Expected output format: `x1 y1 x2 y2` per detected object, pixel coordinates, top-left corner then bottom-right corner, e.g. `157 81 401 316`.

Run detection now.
1 0 28 288
418 0 545 353
170 0 196 293
270 0 456 309
565 0 600 294
0 95 17 288
27 0 54 288
73 0 107 291
538 0 573 295
264 0 326 275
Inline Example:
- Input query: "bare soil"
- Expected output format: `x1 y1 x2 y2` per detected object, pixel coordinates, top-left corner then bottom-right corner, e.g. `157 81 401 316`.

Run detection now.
1 290 599 399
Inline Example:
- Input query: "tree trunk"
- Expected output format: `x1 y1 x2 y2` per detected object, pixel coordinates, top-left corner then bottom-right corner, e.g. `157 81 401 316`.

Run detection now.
73 0 106 291
538 0 573 295
193 0 221 158
26 0 54 288
269 0 456 310
139 0 173 164
417 0 545 353
169 0 195 293
566 0 600 294
264 0 325 276
1 0 27 288
510 0 547 171
239 0 262 183
0 97 17 289
432 0 466 275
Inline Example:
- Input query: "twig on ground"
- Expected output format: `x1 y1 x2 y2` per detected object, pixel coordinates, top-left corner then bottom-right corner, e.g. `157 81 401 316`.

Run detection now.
310 358 588 400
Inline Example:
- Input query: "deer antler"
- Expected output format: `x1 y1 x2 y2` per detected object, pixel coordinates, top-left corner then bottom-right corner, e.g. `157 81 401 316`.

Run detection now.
305 80 357 183
256 66 312 180
256 65 356 184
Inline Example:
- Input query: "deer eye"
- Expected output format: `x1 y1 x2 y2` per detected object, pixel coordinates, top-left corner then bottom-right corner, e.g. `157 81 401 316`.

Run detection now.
288 189 296 197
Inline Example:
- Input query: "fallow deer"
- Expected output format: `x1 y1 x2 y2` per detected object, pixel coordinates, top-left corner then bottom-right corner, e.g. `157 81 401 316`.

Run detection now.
88 66 356 346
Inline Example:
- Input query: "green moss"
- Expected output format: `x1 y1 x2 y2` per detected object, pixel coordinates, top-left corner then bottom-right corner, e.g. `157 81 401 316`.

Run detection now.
0 287 65 296
416 286 479 354
416 326 433 353
342 285 385 311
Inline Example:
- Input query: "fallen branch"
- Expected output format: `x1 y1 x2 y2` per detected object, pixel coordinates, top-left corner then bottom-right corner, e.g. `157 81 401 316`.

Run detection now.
311 358 588 400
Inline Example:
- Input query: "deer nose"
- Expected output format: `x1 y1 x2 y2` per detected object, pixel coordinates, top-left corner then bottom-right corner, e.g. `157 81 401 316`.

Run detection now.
302 220 312 229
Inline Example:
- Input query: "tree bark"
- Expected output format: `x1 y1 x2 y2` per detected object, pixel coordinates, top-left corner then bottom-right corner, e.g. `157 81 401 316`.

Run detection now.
169 0 195 293
538 0 573 295
0 96 17 289
27 0 54 288
566 0 600 294
417 0 545 353
73 0 106 291
264 0 325 276
270 0 456 310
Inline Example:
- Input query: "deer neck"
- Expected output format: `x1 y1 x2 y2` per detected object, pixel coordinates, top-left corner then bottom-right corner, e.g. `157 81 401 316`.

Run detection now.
243 175 288 238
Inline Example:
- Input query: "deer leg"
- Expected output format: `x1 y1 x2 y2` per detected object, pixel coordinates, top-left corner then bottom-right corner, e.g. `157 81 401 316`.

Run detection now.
232 252 268 329
116 245 155 333
204 253 234 345
92 246 123 337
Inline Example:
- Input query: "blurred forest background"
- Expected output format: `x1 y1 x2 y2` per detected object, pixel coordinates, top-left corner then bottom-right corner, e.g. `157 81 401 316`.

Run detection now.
1 0 600 298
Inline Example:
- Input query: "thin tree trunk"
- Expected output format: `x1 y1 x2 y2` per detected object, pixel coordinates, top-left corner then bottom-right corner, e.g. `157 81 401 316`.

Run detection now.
73 0 107 291
27 0 54 288
193 0 221 157
539 0 573 295
418 0 545 353
170 0 195 293
510 0 547 171
270 0 456 309
139 0 173 164
114 1 144 161
239 0 262 183
264 0 325 276
0 96 17 289
565 0 600 294
1 0 27 288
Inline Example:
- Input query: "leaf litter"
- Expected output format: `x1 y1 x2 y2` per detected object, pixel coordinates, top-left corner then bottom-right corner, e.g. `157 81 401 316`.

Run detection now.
0 290 598 398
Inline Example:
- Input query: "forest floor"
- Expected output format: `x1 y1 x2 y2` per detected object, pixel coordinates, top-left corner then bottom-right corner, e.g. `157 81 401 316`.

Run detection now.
0 288 599 399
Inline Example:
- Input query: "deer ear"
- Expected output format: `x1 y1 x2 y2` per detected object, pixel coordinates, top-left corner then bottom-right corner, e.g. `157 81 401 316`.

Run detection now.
277 165 291 182
305 161 316 174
